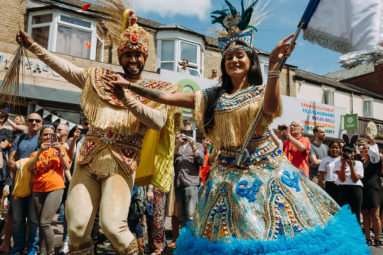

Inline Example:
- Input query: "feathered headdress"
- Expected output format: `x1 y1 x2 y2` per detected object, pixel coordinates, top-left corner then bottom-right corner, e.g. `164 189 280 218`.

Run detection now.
211 0 270 55
96 0 149 58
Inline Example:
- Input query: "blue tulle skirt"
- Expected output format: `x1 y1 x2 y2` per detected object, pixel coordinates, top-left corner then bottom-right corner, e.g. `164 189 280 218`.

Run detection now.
175 206 368 255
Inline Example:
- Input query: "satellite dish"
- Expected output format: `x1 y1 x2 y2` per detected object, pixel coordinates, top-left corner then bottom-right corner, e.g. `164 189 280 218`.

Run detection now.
366 121 377 137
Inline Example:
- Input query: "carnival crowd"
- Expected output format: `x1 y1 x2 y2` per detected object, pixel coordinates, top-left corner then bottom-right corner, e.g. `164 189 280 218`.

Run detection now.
0 108 379 254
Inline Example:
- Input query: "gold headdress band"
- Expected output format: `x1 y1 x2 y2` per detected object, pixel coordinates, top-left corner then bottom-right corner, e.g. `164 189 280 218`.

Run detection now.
117 9 149 58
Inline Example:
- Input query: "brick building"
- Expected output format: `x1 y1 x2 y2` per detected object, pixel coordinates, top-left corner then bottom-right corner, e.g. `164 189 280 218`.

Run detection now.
0 0 300 127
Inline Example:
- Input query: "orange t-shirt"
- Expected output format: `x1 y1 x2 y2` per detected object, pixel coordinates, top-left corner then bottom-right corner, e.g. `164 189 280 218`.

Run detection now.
30 146 71 193
283 136 311 177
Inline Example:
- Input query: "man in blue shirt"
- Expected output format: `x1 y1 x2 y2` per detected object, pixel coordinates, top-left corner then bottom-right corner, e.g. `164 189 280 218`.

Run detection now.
8 112 42 255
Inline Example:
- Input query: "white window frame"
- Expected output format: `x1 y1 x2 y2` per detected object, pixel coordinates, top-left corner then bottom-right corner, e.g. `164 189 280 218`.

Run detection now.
157 37 203 76
28 10 104 61
363 98 374 118
262 63 268 84
321 87 334 106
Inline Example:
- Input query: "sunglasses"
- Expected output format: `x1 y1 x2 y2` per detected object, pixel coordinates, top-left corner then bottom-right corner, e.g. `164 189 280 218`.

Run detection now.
27 119 42 123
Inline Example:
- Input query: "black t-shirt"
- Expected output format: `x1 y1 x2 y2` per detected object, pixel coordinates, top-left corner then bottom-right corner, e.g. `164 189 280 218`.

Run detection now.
0 128 13 184
362 159 383 191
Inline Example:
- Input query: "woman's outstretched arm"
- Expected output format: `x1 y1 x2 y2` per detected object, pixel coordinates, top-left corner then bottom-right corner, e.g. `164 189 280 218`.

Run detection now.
263 34 295 116
102 74 195 109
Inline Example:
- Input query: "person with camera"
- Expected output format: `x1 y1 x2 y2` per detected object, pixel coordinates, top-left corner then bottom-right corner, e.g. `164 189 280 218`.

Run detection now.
28 124 71 255
7 113 43 255
359 133 382 246
277 121 311 177
174 121 204 228
336 142 364 224
318 141 341 203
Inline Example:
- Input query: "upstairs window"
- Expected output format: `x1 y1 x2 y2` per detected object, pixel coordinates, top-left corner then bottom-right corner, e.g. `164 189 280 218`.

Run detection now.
322 88 334 105
158 38 202 76
363 99 373 117
28 11 104 61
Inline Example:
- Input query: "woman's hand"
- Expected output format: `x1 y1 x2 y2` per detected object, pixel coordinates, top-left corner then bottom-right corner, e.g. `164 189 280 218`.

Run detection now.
269 34 296 69
16 30 34 48
102 74 129 100
102 74 131 89
51 142 63 155
40 142 50 152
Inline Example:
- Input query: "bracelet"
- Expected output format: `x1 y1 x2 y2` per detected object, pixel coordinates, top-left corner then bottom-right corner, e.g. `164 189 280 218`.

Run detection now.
268 70 281 79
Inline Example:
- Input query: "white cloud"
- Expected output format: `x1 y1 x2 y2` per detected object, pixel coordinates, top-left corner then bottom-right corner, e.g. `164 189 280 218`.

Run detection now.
132 0 212 20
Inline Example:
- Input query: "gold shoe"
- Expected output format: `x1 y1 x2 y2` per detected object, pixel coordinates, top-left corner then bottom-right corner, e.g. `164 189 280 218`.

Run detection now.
69 241 94 255
118 239 140 255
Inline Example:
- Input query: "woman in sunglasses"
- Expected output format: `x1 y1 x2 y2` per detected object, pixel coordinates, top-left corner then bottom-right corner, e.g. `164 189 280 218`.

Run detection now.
28 124 71 255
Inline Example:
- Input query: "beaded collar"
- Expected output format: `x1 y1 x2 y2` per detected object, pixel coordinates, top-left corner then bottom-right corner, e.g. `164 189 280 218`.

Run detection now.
203 85 264 113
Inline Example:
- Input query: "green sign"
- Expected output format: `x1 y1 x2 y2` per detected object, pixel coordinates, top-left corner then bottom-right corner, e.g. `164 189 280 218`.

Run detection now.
342 114 358 130
177 78 201 113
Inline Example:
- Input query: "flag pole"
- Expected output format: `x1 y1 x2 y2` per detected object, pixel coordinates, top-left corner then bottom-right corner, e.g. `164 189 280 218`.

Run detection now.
278 21 305 71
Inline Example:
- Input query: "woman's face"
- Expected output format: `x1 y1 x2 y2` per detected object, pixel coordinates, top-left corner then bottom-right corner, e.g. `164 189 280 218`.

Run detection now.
41 128 55 143
359 142 369 157
15 116 21 124
329 143 340 157
224 49 251 79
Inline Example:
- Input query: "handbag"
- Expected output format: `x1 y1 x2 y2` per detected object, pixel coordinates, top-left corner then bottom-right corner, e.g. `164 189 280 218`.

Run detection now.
12 158 32 200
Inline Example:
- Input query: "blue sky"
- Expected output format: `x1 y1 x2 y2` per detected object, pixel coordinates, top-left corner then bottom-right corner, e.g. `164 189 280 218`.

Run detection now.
129 0 343 75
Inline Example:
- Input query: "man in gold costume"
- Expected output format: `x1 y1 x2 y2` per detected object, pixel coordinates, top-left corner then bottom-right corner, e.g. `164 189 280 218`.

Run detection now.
16 8 181 255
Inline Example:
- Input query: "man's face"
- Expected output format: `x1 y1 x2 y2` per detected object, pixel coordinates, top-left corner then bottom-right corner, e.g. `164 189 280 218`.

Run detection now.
56 124 68 137
182 60 188 69
27 113 42 133
120 51 146 79
315 127 325 141
202 138 211 150
290 121 302 137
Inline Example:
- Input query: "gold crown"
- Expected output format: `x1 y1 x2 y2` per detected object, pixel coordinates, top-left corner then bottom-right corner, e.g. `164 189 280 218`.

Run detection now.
117 9 149 58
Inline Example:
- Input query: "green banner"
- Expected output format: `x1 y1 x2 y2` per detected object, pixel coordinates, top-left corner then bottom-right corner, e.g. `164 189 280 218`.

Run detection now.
342 114 358 130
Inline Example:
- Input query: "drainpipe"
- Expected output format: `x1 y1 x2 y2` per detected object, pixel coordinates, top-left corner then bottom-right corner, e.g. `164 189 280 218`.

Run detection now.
350 92 354 114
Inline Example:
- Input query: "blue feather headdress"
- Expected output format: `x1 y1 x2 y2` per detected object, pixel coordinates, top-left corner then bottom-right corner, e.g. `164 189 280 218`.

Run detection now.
211 0 269 55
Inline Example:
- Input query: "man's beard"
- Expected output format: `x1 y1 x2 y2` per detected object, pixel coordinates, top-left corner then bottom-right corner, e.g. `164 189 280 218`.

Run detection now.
122 63 144 79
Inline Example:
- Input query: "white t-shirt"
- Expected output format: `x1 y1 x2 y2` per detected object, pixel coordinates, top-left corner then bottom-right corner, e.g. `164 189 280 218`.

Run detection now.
335 160 364 187
318 156 341 182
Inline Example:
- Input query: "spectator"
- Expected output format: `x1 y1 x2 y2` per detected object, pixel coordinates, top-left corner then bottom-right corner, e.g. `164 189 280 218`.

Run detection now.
28 124 71 255
174 121 204 227
56 123 70 150
6 115 27 138
199 137 212 186
128 186 147 254
177 59 190 75
0 110 13 194
209 69 219 81
336 137 363 224
359 133 382 246
59 127 83 254
146 184 167 255
278 121 311 177
8 112 42 255
309 126 328 182
318 141 341 203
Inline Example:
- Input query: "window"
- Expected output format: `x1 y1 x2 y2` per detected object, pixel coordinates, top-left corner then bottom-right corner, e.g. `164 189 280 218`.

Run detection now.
157 36 203 76
181 42 197 64
263 64 268 83
28 12 104 61
322 89 334 105
160 40 175 71
363 99 373 117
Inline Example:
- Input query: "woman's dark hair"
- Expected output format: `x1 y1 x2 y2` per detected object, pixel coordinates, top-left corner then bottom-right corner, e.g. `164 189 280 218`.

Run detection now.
0 109 8 123
37 124 55 148
203 40 263 133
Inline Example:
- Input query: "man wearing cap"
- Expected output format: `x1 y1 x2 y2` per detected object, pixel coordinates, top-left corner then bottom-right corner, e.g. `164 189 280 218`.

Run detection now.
16 8 181 255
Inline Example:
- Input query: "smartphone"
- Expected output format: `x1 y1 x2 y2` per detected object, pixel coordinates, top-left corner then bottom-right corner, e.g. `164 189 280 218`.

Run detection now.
80 128 89 135
49 133 57 145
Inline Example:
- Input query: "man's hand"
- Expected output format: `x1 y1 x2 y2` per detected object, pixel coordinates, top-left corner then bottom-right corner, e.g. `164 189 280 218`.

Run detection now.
72 128 82 142
102 74 131 89
147 189 154 202
16 30 34 48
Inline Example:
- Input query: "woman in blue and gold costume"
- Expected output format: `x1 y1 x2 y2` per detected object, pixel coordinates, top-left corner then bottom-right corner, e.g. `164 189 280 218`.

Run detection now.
103 1 368 254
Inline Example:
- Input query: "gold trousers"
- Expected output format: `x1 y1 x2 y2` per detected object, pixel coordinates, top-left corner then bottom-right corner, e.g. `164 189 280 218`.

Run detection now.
65 163 135 253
